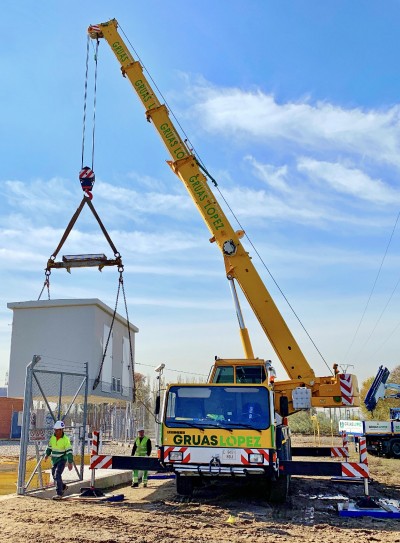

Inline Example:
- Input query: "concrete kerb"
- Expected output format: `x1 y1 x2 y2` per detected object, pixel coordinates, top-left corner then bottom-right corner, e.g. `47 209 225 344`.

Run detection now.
29 465 132 500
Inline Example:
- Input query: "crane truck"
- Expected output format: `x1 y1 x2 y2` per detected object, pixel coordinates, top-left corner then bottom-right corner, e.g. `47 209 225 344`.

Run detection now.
362 365 400 458
88 19 361 501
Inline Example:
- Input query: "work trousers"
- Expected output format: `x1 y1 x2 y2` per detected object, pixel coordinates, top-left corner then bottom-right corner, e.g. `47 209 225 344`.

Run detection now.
132 469 148 485
51 459 66 496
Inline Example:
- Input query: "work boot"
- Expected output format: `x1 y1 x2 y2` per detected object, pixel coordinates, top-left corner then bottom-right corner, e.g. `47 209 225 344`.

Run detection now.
143 483 147 487
131 482 139 488
52 495 63 500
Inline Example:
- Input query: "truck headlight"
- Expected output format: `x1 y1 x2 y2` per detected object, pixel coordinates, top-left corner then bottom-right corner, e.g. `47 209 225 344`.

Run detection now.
169 451 183 461
249 453 263 463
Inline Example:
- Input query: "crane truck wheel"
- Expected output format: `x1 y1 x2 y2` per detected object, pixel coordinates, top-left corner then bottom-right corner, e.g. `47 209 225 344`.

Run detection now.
266 474 291 503
390 439 400 459
176 473 194 496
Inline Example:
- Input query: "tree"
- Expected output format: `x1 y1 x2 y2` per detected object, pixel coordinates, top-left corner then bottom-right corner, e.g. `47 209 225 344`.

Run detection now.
288 409 335 435
360 365 400 420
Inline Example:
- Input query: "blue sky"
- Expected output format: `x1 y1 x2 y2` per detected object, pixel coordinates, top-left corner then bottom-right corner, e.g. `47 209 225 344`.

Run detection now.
1 1 400 389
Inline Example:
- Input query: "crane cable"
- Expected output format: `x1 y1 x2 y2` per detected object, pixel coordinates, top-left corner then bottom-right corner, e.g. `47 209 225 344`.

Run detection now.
118 24 330 373
38 38 101 302
345 210 400 364
196 161 332 375
79 37 135 401
81 35 99 172
92 267 136 402
79 36 99 199
39 36 136 401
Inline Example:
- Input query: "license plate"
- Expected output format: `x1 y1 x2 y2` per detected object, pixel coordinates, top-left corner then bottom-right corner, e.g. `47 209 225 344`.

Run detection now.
222 449 237 461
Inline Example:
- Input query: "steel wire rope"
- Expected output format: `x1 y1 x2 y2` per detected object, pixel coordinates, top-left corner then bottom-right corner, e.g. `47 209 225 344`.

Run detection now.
81 35 90 170
214 183 332 375
92 272 123 392
354 274 400 361
90 39 99 171
120 270 136 401
344 211 400 365
118 25 329 373
81 36 99 172
119 25 198 158
369 319 400 359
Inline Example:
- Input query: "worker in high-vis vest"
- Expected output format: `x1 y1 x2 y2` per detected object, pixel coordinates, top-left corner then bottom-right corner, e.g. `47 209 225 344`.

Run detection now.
131 427 152 487
44 420 73 500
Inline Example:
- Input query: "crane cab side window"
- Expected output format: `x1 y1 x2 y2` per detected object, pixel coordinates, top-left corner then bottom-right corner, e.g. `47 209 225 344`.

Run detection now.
236 366 266 384
213 366 234 383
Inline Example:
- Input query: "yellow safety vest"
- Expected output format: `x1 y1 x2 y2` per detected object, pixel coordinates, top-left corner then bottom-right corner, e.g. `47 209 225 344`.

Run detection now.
46 434 73 465
134 436 149 457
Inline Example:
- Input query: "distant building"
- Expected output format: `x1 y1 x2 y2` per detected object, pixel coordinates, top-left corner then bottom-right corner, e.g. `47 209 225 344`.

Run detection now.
0 397 23 438
7 299 138 400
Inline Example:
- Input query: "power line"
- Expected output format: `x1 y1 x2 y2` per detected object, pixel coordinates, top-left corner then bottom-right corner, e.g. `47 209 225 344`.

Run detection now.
344 211 400 364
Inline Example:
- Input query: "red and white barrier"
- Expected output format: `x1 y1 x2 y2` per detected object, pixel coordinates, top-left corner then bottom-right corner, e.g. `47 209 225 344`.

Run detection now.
91 430 100 455
90 454 113 470
331 431 349 457
89 429 101 488
331 446 349 458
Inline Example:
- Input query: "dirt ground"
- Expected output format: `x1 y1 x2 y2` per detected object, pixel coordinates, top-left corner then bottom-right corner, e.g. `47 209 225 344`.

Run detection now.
1 440 399 543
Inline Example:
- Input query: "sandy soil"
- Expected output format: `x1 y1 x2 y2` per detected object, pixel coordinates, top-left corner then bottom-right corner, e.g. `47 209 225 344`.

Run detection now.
1 441 399 543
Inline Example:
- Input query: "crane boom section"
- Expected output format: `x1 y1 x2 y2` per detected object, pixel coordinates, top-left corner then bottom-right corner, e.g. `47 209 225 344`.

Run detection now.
90 19 316 382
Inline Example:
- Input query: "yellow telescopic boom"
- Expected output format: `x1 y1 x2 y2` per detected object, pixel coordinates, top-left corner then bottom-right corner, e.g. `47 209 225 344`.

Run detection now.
88 19 359 408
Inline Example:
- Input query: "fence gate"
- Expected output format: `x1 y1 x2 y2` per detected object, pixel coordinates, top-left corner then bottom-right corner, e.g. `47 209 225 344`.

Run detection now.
17 355 89 495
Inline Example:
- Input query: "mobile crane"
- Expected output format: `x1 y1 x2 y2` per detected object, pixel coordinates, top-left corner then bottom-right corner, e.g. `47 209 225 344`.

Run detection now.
362 366 400 458
88 19 361 500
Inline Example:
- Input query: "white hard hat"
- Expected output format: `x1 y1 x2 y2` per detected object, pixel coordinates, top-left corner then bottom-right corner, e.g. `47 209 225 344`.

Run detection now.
137 426 144 432
54 420 65 430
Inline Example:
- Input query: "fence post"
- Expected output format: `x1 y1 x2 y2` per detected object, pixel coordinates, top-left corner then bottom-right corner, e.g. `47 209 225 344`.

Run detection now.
17 355 41 495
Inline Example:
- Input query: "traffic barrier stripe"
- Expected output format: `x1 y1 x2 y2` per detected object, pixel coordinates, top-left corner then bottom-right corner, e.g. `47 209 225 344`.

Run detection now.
341 462 369 478
358 437 368 464
339 374 354 406
331 446 349 458
241 448 270 465
91 430 100 456
90 454 112 469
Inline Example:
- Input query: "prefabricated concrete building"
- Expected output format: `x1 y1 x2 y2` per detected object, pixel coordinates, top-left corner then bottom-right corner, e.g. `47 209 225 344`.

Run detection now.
7 299 138 400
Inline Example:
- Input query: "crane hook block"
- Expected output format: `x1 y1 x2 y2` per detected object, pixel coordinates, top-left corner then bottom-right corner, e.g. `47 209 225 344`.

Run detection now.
79 166 95 198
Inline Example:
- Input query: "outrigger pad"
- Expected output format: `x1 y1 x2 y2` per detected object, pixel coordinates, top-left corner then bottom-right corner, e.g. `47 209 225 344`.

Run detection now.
80 486 105 498
338 499 400 518
355 496 380 509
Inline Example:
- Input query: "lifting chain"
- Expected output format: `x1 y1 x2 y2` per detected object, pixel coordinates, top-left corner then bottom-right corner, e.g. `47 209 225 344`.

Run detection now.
38 270 51 300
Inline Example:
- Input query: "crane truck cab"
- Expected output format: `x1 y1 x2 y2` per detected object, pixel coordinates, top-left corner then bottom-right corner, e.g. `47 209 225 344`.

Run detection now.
160 358 291 500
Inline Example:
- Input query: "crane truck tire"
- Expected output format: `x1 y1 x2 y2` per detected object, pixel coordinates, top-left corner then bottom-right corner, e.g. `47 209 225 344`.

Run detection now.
390 439 400 459
266 474 291 503
176 473 194 496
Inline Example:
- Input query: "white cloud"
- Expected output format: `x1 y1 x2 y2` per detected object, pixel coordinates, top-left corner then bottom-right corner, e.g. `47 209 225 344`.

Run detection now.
188 82 400 167
298 158 400 204
245 158 291 194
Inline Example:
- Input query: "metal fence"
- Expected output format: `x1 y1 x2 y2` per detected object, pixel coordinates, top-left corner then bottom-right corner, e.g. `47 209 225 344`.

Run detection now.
17 355 89 495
